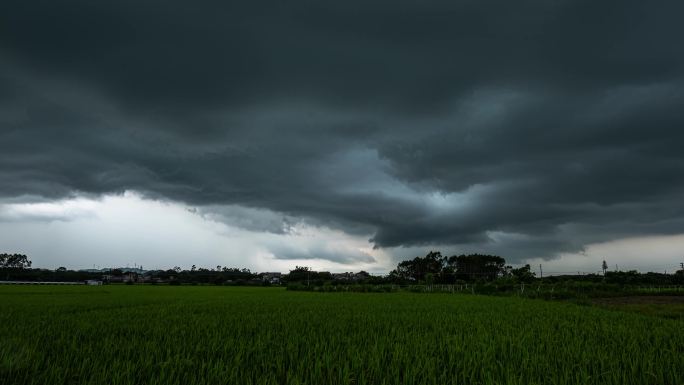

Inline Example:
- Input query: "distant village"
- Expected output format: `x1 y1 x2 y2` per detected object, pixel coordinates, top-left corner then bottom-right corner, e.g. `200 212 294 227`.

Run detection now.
0 263 375 286
102 268 372 285
3 252 683 286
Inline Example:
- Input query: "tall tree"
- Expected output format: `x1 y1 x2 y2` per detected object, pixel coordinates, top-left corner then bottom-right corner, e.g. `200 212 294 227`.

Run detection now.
448 254 506 281
508 264 536 283
0 253 32 269
390 251 445 282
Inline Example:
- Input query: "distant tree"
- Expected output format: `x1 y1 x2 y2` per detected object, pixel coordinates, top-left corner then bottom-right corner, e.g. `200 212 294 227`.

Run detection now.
425 272 435 285
388 252 508 283
286 266 312 282
602 260 608 276
509 264 536 283
390 251 445 282
56 267 67 272
605 270 640 284
0 253 32 269
191 264 197 272
173 266 182 273
675 269 684 284
448 254 506 281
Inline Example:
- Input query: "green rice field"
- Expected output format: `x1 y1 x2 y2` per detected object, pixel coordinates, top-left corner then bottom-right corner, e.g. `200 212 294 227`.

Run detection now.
1 286 682 385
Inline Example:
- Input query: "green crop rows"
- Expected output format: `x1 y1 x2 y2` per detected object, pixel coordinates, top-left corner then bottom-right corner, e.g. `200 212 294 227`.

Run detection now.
1 286 682 385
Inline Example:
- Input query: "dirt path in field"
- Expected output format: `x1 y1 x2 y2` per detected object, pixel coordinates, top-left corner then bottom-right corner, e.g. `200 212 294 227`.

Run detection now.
592 296 684 306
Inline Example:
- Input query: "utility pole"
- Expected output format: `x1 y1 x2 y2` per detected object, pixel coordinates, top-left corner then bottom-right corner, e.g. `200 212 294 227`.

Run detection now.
539 264 543 279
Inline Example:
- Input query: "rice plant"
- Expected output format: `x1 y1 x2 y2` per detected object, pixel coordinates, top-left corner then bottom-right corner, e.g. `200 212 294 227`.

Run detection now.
0 286 681 385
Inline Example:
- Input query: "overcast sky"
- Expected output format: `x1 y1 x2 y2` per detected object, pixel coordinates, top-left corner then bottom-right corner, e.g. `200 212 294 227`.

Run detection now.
1 1 684 273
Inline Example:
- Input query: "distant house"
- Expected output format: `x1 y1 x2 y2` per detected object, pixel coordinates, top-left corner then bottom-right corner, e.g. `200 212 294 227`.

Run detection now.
354 271 371 281
85 280 102 285
104 275 123 283
332 272 352 281
260 272 282 284
332 271 371 282
105 272 139 283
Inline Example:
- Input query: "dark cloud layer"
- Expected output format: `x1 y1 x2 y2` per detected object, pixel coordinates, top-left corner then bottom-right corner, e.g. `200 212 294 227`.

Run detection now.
2 0 684 261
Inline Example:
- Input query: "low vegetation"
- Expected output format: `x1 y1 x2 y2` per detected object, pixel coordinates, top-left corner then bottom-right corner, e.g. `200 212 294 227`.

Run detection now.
1 286 682 385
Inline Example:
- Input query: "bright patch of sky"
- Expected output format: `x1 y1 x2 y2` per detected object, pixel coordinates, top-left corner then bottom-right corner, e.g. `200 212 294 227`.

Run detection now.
0 192 392 273
1 192 682 274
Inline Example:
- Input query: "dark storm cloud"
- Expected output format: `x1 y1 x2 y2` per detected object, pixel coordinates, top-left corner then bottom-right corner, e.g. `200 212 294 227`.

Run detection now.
2 0 684 262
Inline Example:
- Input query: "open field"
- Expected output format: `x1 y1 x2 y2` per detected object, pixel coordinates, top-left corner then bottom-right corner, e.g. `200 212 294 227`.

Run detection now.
1 286 682 385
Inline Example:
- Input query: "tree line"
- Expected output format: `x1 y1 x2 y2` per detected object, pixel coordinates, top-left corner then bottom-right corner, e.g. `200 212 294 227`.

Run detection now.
387 251 537 283
1 251 683 286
